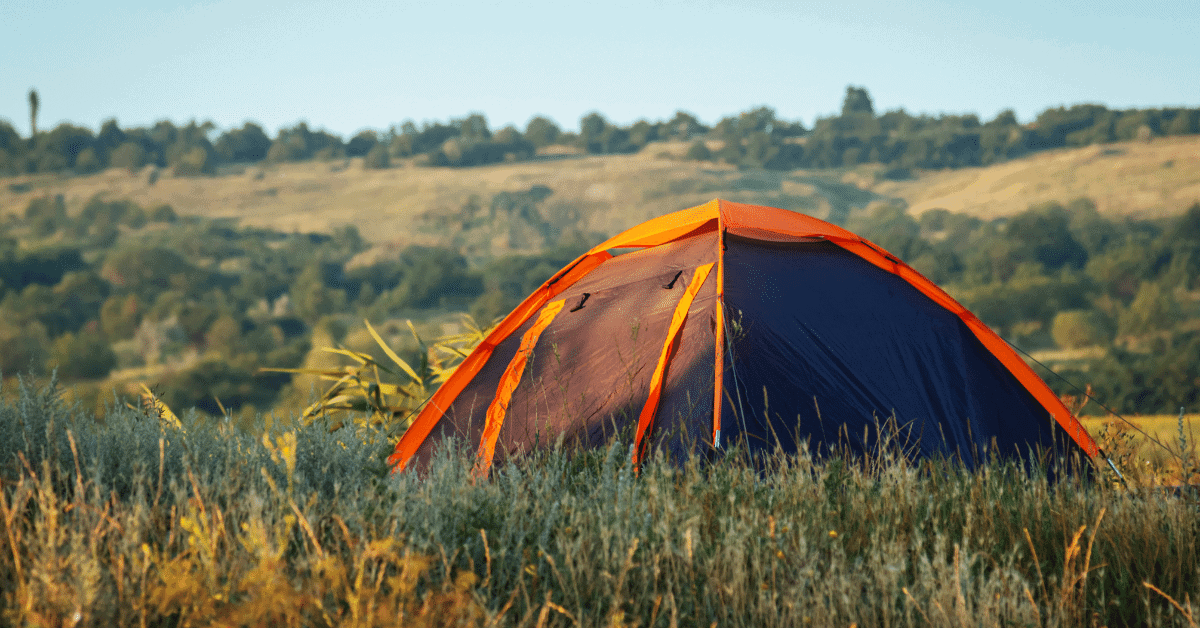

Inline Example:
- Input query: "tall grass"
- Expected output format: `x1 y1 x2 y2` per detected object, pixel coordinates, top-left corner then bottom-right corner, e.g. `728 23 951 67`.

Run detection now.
1 377 1198 627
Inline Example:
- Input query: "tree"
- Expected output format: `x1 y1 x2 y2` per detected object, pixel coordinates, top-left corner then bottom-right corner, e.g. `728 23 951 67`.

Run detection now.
1005 203 1089 271
100 247 205 300
47 330 117 380
204 314 242 356
109 141 147 171
30 123 95 171
663 111 707 141
28 89 39 141
986 109 1019 127
1172 202 1200 246
525 116 561 148
97 118 126 155
841 86 874 116
100 294 141 340
1118 281 1179 336
290 264 346 324
1051 310 1112 349
214 122 271 163
24 195 68 237
346 130 378 157
628 120 656 149
172 145 211 176
74 147 102 174
1165 110 1196 136
685 140 711 161
0 320 48 376
457 114 491 143
579 112 609 153
150 204 178 223
0 121 21 175
490 126 534 162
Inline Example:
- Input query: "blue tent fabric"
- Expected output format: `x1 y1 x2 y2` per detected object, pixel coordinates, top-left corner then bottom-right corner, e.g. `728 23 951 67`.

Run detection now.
720 237 1066 466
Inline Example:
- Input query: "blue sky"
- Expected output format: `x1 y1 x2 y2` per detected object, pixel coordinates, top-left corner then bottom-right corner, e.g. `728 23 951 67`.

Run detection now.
2 0 1197 138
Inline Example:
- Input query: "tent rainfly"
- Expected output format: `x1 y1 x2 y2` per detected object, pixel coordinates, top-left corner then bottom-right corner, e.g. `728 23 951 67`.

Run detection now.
388 199 1100 475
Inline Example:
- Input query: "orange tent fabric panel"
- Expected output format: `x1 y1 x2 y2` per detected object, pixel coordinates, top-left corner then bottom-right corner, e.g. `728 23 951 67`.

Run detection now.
633 263 714 466
387 250 611 471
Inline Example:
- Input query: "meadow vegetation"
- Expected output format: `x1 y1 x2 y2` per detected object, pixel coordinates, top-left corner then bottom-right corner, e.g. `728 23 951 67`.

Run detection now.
0 378 1197 627
4 87 1200 625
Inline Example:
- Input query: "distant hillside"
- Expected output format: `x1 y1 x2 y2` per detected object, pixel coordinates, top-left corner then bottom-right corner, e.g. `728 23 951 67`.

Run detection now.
871 135 1200 220
3 134 1198 256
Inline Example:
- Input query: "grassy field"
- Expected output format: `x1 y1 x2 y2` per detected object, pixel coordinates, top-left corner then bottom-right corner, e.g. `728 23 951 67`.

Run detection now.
3 130 1200 626
1 380 1198 627
872 136 1200 219
1083 414 1200 486
3 135 1199 254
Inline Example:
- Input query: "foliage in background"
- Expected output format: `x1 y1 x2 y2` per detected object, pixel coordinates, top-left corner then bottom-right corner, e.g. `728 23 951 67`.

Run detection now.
4 86 1200 177
1 183 1199 422
0 187 599 424
266 317 489 434
0 379 1198 626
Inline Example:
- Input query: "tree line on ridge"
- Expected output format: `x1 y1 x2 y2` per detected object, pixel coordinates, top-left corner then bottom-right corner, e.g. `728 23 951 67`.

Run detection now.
3 87 1199 177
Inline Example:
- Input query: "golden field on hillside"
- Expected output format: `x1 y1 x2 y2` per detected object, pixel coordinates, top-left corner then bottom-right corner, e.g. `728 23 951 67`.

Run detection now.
3 135 1198 253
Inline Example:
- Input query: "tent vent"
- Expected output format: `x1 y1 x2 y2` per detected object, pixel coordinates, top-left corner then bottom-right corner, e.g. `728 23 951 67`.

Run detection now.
569 293 591 312
663 270 683 289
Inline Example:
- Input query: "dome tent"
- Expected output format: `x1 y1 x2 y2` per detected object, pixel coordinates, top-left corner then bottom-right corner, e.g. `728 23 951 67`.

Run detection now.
388 199 1099 475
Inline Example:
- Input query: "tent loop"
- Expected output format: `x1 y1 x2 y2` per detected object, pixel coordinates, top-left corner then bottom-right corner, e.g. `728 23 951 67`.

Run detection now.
569 292 591 312
663 270 683 289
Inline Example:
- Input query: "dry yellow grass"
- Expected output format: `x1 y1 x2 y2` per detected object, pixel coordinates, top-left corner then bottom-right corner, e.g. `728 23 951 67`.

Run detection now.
1082 414 1200 486
5 135 1197 252
873 135 1200 219
1082 413 1200 448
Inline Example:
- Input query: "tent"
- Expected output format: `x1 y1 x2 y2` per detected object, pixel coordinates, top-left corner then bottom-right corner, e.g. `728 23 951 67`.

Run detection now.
388 199 1099 475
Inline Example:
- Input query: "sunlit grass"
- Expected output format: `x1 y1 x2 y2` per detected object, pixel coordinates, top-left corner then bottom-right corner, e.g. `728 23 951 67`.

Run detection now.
1 376 1198 626
1084 414 1200 487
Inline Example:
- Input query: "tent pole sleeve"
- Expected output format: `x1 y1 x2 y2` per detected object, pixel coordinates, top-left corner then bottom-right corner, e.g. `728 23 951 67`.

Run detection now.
633 263 715 467
713 222 727 450
387 252 610 472
472 299 566 479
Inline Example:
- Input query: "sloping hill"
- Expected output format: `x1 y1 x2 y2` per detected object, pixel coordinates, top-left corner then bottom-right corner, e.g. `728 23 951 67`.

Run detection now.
3 135 1198 253
870 135 1200 219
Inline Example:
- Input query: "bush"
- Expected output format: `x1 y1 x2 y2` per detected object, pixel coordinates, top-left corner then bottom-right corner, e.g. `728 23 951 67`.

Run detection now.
100 294 141 340
362 143 390 169
74 147 102 174
108 141 147 171
0 321 49 375
172 145 211 176
47 331 116 380
684 140 712 161
1051 309 1112 349
1118 281 1180 336
149 203 178 222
